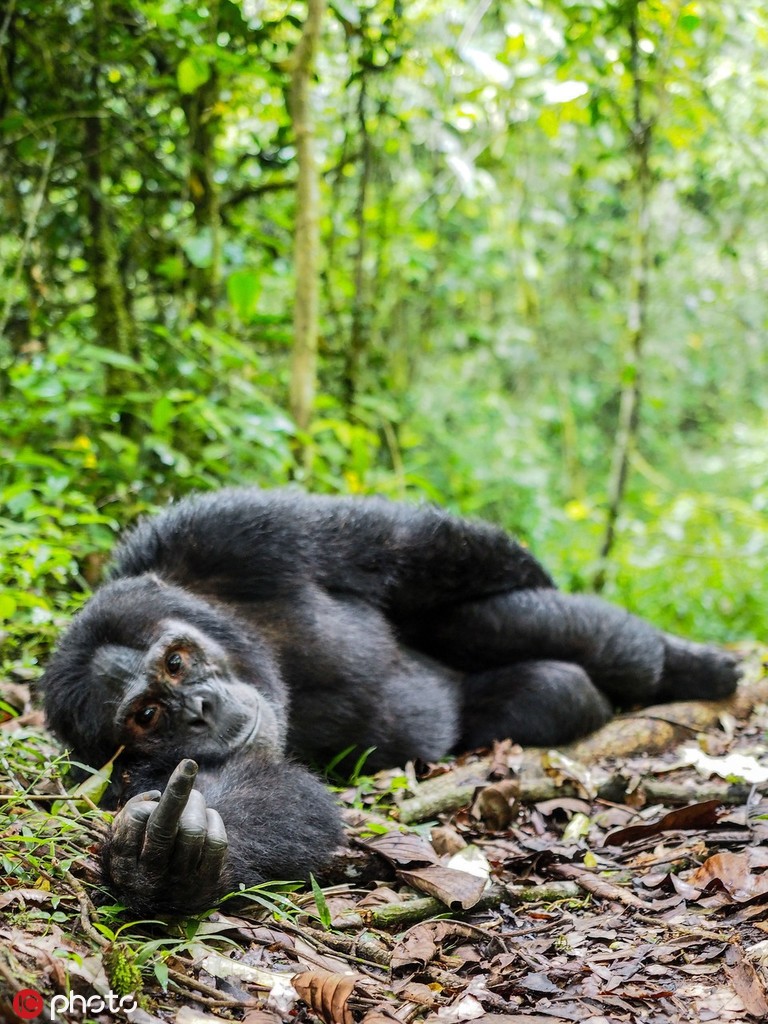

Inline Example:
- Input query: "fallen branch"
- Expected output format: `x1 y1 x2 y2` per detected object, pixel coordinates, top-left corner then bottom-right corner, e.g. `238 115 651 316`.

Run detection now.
302 928 392 968
548 862 648 910
332 881 582 931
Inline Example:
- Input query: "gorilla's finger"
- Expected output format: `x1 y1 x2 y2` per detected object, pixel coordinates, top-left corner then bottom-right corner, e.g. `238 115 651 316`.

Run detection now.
123 789 162 807
197 808 228 882
113 798 157 843
160 759 199 811
145 759 199 847
171 790 209 874
110 800 159 880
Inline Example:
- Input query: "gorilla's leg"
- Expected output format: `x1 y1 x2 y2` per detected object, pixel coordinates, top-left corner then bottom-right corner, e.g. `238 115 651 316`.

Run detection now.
459 660 612 749
659 632 741 700
419 590 740 704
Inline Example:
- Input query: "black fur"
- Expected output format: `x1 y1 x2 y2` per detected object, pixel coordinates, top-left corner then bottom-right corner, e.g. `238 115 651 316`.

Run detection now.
41 488 740 914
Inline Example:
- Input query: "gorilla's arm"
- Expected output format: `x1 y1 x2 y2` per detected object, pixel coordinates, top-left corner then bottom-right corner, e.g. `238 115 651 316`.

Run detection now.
103 758 343 917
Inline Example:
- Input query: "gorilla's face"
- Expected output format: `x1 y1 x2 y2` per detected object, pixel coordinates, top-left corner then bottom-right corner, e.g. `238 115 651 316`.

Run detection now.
92 619 283 763
42 575 288 768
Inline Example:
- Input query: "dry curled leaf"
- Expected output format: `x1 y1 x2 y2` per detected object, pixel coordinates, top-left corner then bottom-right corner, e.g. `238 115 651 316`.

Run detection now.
725 943 768 1018
292 969 358 1024
604 798 724 846
686 850 768 903
364 831 440 867
471 778 520 830
391 921 448 972
398 865 487 909
431 825 468 856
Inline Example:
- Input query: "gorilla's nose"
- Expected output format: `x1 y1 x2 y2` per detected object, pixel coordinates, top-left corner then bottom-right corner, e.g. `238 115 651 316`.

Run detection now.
185 692 217 729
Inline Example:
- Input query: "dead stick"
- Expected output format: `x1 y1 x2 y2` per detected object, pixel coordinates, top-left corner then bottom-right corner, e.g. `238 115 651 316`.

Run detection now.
548 862 648 909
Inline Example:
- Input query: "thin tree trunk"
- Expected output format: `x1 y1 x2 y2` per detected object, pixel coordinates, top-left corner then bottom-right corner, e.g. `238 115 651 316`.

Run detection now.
288 0 326 465
183 73 221 324
0 139 55 352
82 2 137 433
593 3 652 591
343 68 371 410
182 2 221 324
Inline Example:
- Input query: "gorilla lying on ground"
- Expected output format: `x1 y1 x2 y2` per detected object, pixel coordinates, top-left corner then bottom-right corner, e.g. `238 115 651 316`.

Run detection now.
41 488 740 915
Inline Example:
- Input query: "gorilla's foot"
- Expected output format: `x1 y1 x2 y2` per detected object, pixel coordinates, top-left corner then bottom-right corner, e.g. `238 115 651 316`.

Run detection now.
660 635 741 701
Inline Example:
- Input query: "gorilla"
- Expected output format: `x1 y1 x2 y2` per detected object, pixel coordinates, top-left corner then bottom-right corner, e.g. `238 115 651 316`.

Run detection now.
41 488 739 916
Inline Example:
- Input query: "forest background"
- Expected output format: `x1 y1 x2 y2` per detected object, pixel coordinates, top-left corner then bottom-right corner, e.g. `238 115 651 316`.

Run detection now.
0 0 766 681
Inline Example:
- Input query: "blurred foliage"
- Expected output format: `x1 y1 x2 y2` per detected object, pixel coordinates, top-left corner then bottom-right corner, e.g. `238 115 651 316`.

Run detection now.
1 0 766 677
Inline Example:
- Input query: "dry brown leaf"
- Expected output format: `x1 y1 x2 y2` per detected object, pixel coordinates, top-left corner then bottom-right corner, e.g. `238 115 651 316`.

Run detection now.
0 888 55 909
471 778 520 830
474 1018 567 1023
364 831 440 867
176 1008 226 1023
725 943 768 1018
398 865 487 909
431 825 468 856
604 798 724 846
686 850 768 902
488 738 523 779
292 968 358 1024
359 1011 406 1023
534 797 593 818
0 682 28 719
391 926 439 972
390 920 458 971
356 885 403 907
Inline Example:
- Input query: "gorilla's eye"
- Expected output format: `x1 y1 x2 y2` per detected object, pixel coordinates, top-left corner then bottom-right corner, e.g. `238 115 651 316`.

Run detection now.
134 705 159 727
165 650 184 676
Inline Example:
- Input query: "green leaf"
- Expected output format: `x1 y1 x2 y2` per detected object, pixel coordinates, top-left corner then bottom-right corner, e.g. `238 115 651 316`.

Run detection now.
177 55 211 95
51 757 114 815
151 396 177 433
0 595 17 621
78 345 145 373
154 962 170 991
309 873 332 929
227 269 261 320
154 256 185 282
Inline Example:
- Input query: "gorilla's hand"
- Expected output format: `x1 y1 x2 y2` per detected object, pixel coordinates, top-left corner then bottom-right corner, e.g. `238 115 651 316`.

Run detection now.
105 759 228 915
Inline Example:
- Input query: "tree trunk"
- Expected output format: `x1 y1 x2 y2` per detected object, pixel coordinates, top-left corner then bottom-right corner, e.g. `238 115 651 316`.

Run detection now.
82 3 137 433
593 2 652 591
342 68 372 411
181 3 221 325
0 141 55 359
288 0 326 466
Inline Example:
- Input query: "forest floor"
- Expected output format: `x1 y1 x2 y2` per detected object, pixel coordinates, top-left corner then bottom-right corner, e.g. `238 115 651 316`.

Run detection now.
2 646 768 1024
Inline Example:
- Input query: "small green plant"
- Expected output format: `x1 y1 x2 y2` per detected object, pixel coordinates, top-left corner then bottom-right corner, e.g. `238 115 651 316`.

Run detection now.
219 879 304 918
103 943 144 998
309 873 332 930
